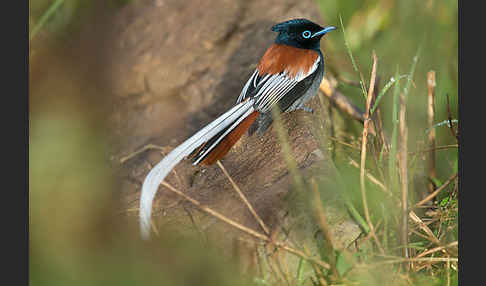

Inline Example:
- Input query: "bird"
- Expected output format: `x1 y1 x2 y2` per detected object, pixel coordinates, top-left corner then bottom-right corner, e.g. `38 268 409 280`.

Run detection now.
139 18 336 239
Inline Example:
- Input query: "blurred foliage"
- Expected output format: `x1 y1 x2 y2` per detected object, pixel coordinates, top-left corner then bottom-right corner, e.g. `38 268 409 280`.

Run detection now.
29 0 135 40
313 1 458 285
30 1 251 285
318 0 458 178
29 48 252 286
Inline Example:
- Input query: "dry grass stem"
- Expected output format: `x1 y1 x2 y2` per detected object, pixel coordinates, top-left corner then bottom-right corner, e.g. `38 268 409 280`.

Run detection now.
427 71 437 193
363 257 458 268
414 173 458 208
361 220 383 245
338 76 362 87
303 245 328 286
310 179 338 278
398 92 410 262
182 205 207 243
408 211 441 246
319 77 365 123
119 143 169 164
310 179 335 250
159 181 331 270
216 160 270 235
150 218 160 236
161 181 268 240
359 51 384 254
409 229 432 241
408 144 458 155
319 77 377 138
415 241 458 259
261 245 284 284
329 136 361 150
274 249 291 285
268 241 332 270
374 102 388 152
370 76 389 152
348 158 392 197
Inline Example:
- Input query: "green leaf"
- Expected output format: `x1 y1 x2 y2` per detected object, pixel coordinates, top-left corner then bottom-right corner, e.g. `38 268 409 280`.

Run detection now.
430 177 443 188
424 119 459 134
335 251 353 277
439 197 450 207
296 257 306 286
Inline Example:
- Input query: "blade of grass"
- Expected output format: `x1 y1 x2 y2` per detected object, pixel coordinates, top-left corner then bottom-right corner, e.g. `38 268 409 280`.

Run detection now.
389 48 420 190
403 47 421 102
30 0 65 41
296 257 305 286
381 204 388 250
388 65 401 191
339 14 368 98
425 120 459 134
396 49 420 266
370 75 408 115
344 200 370 234
270 107 305 191
398 92 410 265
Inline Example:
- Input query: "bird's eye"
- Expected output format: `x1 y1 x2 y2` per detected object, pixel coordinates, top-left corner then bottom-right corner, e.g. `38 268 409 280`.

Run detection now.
302 30 312 39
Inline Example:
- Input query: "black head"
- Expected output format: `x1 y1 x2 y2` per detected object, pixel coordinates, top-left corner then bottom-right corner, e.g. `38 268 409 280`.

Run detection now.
271 19 336 50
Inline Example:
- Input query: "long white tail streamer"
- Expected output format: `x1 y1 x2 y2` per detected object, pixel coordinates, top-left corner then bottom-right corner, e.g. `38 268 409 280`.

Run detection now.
139 99 255 239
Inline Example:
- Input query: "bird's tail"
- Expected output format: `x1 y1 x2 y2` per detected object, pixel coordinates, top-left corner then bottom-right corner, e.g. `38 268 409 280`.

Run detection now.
139 98 259 239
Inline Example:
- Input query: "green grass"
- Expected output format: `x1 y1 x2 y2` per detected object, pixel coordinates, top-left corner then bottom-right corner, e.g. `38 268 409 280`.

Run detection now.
308 0 459 284
29 0 65 40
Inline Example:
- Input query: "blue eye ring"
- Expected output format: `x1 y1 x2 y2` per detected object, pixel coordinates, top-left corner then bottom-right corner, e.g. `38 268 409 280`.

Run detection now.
302 30 312 39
